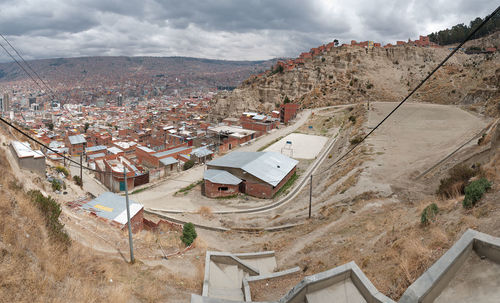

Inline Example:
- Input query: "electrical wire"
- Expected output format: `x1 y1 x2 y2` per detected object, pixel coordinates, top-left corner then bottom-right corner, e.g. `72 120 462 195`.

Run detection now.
313 5 500 177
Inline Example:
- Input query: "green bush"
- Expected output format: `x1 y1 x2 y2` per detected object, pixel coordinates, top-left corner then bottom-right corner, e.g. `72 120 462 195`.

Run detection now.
348 115 356 123
350 135 364 145
462 178 491 209
183 159 195 170
181 222 197 246
28 190 70 244
73 175 82 186
421 203 439 225
437 164 478 198
55 166 69 177
51 179 62 192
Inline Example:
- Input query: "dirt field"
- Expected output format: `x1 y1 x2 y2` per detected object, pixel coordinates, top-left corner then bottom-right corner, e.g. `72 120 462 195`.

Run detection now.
264 133 329 159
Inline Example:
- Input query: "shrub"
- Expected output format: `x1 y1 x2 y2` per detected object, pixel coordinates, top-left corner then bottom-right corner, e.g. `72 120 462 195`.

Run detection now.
462 178 491 209
181 223 197 246
366 83 373 89
55 166 69 177
437 164 478 198
421 203 439 225
348 115 356 123
51 179 62 192
183 159 195 170
73 175 82 186
350 135 364 145
477 133 486 145
28 190 70 244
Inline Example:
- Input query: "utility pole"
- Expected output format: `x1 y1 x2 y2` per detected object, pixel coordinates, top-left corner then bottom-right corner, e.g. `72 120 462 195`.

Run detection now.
79 153 83 188
123 167 135 264
308 174 312 219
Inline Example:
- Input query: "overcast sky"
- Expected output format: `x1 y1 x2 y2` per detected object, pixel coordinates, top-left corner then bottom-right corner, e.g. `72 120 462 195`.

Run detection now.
0 0 497 62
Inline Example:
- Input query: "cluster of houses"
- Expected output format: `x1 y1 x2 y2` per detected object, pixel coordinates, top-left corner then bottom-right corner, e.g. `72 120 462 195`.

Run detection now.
270 35 441 74
8 95 300 194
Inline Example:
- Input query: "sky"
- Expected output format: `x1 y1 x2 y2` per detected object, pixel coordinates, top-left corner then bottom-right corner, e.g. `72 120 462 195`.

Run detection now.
0 0 497 62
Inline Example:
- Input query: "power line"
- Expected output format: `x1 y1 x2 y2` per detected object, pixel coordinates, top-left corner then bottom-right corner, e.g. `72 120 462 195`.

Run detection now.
0 34 58 100
314 4 500 177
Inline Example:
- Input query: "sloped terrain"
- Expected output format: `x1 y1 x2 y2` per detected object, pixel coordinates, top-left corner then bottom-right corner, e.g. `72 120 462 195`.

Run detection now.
211 33 499 119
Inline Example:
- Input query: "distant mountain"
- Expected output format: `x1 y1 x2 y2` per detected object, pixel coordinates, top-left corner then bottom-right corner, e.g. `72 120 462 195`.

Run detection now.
0 56 276 92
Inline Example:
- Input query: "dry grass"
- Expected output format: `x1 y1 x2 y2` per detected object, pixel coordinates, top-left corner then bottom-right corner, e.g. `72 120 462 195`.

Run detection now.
198 206 213 218
0 146 202 302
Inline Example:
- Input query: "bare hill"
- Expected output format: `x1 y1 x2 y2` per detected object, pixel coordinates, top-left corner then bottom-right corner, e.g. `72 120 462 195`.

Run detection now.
211 34 499 118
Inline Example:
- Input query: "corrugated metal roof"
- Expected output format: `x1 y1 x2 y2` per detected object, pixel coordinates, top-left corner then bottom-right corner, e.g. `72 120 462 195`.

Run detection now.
68 134 86 145
154 146 190 158
107 146 123 154
81 192 143 225
159 157 178 166
192 146 213 157
137 145 155 153
85 145 107 153
207 152 298 187
204 169 242 185
88 152 105 160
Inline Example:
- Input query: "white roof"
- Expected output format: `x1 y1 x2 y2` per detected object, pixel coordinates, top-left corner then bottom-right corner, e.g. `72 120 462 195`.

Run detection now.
11 141 45 159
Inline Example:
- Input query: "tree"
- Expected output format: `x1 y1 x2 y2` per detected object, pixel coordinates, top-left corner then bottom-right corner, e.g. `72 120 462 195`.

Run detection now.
48 122 54 131
334 39 339 47
283 96 291 104
180 222 197 246
84 122 90 133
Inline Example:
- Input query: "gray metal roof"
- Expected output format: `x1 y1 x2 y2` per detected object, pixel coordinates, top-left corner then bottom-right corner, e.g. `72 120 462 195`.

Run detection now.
88 152 105 160
192 146 213 158
207 152 298 187
204 169 242 185
68 134 86 145
154 146 190 158
81 192 143 225
85 145 107 153
159 157 178 166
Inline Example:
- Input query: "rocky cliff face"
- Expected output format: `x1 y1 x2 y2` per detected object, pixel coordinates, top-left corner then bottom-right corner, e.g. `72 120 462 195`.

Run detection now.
211 36 499 120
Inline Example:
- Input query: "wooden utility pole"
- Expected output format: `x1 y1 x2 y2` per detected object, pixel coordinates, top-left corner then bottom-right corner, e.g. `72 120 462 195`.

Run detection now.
124 167 135 264
79 154 83 188
308 175 312 219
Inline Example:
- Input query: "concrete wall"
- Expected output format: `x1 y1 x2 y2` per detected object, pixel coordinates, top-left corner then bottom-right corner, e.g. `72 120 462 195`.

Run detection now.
10 144 46 176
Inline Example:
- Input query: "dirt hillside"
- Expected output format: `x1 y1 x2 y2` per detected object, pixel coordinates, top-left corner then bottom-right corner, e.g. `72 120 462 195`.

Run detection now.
211 33 500 119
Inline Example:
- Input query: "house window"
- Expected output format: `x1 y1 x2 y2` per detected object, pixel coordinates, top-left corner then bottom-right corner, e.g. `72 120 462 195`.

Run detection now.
218 186 228 191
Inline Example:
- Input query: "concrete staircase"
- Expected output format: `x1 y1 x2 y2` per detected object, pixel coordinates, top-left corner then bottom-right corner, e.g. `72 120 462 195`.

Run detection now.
208 261 247 301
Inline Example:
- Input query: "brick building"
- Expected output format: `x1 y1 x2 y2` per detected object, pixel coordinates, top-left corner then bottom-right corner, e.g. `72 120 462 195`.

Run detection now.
66 134 87 156
204 152 298 199
280 103 299 124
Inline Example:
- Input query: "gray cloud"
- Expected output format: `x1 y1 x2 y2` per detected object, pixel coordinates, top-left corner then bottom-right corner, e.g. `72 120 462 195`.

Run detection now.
0 0 497 62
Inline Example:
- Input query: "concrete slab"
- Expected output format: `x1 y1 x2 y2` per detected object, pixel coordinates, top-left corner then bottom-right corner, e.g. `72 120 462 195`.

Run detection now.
264 133 329 159
305 278 367 303
238 256 277 275
434 252 500 303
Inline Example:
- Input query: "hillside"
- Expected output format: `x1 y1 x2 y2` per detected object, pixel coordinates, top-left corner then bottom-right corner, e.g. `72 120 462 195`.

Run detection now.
0 56 275 92
211 33 500 119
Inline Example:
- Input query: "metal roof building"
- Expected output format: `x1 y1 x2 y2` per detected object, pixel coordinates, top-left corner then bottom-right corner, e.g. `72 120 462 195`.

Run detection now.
207 152 298 187
204 169 242 185
80 192 144 231
68 134 86 145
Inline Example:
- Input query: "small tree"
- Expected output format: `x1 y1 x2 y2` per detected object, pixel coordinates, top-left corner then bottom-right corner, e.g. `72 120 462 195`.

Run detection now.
84 122 90 133
181 222 197 246
283 96 291 104
463 178 491 209
183 159 195 170
73 175 83 187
